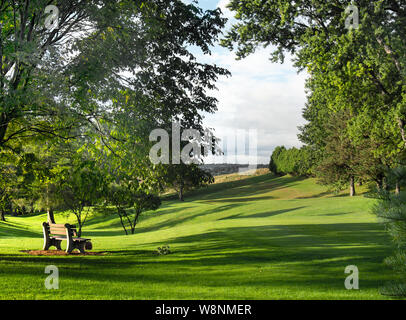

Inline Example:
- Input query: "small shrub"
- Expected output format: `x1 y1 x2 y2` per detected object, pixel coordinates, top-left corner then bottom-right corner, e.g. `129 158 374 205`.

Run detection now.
156 245 171 255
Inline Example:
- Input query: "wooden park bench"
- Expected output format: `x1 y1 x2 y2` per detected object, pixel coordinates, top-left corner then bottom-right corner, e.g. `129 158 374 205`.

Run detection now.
42 222 92 254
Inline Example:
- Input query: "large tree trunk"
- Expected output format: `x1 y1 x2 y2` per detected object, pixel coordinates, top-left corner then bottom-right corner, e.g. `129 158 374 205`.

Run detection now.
0 113 9 146
0 210 5 222
383 177 390 191
47 208 56 224
178 181 184 202
350 176 356 197
179 188 184 201
396 182 401 195
376 175 384 192
398 119 406 146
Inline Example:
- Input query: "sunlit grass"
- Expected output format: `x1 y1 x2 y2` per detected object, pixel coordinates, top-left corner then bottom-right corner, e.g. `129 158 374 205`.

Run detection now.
0 172 400 299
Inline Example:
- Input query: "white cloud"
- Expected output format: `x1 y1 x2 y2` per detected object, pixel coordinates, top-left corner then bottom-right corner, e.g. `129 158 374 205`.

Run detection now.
185 1 309 164
200 47 308 164
217 0 235 20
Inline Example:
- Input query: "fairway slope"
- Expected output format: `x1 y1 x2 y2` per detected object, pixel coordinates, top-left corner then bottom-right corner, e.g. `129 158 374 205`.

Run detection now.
0 172 398 299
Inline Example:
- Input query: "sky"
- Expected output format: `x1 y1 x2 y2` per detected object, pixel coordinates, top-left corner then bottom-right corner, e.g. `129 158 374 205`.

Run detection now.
186 0 308 164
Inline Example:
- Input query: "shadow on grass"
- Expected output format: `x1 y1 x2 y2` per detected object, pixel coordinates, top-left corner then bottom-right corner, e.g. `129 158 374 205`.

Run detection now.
136 204 241 234
0 222 392 268
0 221 40 238
181 174 307 202
199 195 276 203
82 203 242 237
6 175 308 239
295 191 332 199
219 206 306 220
0 222 394 296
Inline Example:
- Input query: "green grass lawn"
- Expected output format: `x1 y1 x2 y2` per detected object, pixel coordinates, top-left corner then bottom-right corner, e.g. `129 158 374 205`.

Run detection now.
0 172 401 299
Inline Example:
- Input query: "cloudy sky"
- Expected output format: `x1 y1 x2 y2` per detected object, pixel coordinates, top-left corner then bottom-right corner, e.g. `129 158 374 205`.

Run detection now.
188 0 308 164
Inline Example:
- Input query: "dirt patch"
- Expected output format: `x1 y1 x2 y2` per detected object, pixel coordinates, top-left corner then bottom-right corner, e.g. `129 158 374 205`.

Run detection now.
20 250 107 256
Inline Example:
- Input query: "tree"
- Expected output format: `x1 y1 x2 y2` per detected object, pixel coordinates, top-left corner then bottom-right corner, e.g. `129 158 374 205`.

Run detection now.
0 152 16 221
223 1 406 293
103 151 163 235
269 146 316 177
223 0 406 155
386 167 406 195
107 181 161 235
0 150 37 220
269 146 286 176
56 159 106 237
0 0 230 239
0 0 229 153
9 137 81 221
0 168 13 221
160 163 214 201
314 111 360 196
372 183 406 297
225 1 404 194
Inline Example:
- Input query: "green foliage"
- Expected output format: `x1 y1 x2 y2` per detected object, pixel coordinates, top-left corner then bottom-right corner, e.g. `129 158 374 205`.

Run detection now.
0 1 230 152
0 1 229 235
224 1 406 200
159 163 214 201
56 159 107 236
107 180 161 235
224 0 406 175
0 152 18 220
0 150 45 217
372 184 406 297
156 245 171 255
269 146 315 177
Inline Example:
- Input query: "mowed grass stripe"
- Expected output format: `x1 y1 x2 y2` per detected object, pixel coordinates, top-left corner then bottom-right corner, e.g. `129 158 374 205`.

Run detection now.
0 172 399 299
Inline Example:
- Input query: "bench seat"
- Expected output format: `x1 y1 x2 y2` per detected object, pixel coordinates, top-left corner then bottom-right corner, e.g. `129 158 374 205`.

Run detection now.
52 236 90 242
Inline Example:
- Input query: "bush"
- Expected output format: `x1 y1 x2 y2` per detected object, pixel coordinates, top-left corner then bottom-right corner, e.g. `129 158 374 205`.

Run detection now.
269 146 316 176
372 189 406 297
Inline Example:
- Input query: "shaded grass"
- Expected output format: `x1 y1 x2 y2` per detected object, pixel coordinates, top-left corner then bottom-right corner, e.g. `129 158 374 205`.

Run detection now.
0 173 400 299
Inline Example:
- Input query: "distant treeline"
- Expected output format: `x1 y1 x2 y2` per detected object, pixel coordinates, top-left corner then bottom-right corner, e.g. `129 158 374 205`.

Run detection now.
201 164 269 176
269 146 315 177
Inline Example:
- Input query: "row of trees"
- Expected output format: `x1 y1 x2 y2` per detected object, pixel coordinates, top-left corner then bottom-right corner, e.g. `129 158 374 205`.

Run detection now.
0 1 223 234
0 135 214 234
222 0 406 295
269 146 314 177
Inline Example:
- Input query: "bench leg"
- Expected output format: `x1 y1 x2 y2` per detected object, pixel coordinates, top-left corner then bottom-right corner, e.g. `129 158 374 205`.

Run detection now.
43 238 63 251
42 223 51 250
55 239 62 250
66 238 74 254
43 223 63 251
78 242 86 254
66 241 86 254
43 237 50 251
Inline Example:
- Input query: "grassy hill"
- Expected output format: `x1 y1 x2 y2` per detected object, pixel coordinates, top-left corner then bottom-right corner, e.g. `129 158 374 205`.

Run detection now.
0 171 399 300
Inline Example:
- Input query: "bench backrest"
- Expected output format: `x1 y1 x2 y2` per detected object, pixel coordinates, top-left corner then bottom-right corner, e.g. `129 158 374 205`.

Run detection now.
49 224 68 236
44 223 77 237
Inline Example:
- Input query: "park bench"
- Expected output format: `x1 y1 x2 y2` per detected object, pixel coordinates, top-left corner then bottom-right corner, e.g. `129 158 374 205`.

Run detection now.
42 222 92 254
